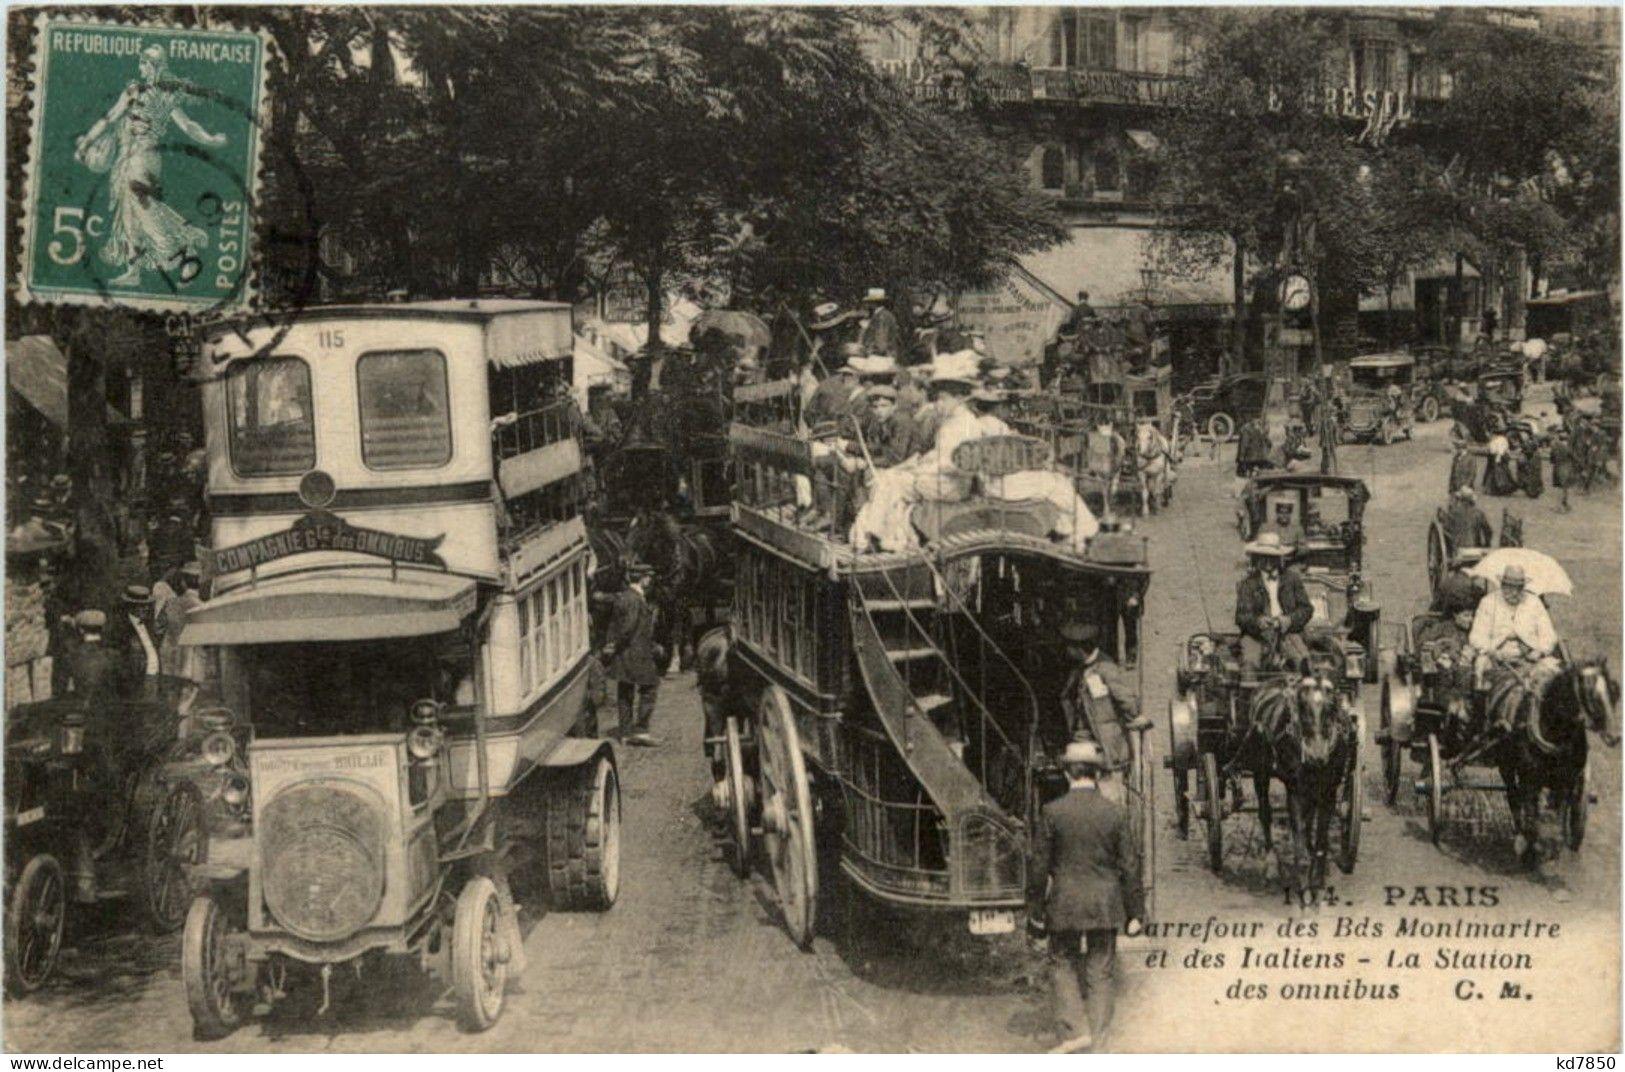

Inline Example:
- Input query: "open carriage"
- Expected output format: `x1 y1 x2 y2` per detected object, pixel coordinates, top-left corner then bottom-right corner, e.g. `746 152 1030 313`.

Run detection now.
1005 368 1181 518
703 399 1156 946
172 302 622 1036
1166 642 1362 878
1425 507 1522 596
1377 549 1614 857
3 686 233 995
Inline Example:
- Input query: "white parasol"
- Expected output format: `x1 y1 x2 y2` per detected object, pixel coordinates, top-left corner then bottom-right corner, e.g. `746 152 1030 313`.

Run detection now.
1466 547 1573 597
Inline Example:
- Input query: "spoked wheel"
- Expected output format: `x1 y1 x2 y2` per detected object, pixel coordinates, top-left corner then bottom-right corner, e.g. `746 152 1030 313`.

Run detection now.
1426 522 1447 595
1379 681 1402 807
1337 722 1363 874
1207 412 1234 442
1426 734 1445 846
756 686 818 949
721 716 753 878
5 854 66 996
452 876 508 1032
1200 752 1224 873
143 782 207 933
1420 395 1441 423
182 894 246 1040
1564 762 1590 851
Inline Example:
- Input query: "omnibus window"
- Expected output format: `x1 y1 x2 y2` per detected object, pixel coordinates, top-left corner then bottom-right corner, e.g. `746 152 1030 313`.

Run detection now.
227 358 315 476
358 350 452 469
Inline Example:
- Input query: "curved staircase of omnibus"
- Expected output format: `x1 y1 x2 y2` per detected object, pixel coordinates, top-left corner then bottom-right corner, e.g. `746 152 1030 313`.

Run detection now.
838 429 1046 905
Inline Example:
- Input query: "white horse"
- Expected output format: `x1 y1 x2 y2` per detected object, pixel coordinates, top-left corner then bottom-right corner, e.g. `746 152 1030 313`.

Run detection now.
1132 420 1179 515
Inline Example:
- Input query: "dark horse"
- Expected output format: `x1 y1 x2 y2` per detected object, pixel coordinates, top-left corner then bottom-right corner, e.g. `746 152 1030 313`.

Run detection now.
1239 673 1355 904
1494 659 1620 868
588 507 720 672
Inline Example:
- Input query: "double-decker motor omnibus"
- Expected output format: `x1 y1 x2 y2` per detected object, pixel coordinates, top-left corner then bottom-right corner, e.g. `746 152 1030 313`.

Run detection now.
178 301 620 1035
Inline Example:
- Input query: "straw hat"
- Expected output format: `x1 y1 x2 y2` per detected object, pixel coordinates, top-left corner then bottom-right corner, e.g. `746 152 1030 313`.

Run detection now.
1061 740 1106 770
929 350 981 386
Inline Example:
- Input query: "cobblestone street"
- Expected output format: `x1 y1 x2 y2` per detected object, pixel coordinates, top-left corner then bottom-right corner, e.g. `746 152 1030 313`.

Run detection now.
6 409 1619 1053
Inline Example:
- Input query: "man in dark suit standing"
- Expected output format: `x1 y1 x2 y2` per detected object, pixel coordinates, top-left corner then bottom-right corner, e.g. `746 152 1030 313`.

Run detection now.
1057 620 1148 804
1028 739 1144 1053
1235 532 1314 670
602 563 662 746
1441 485 1493 551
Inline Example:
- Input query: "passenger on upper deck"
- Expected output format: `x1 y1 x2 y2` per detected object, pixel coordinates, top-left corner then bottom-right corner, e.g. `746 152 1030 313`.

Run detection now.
848 352 1100 553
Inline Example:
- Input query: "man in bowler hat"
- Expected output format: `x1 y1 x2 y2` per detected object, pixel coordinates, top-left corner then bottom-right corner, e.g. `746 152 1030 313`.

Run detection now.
1028 739 1144 1053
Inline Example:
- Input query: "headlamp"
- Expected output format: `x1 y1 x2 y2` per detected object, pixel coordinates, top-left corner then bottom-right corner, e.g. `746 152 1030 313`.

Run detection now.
201 731 235 767
408 724 444 762
410 698 442 726
222 772 250 808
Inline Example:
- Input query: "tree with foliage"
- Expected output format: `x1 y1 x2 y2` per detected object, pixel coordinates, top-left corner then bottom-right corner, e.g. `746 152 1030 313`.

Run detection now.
1147 9 1388 363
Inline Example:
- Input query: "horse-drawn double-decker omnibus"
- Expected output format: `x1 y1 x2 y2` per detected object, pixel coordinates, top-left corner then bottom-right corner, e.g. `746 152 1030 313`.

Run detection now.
178 301 620 1035
704 385 1155 945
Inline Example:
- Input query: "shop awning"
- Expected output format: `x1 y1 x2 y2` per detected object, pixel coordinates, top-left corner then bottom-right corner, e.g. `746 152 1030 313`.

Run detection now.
7 336 68 428
180 570 477 646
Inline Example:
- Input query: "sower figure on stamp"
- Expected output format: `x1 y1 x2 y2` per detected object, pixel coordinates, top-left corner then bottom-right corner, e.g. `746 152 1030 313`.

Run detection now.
74 44 226 288
1027 739 1145 1054
602 562 663 747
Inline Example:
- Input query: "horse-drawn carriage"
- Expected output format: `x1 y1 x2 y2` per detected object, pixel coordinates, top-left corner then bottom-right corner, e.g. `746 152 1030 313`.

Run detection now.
1425 506 1522 596
1377 549 1619 863
587 377 735 669
1342 354 1415 444
702 404 1156 946
4 685 231 994
1006 372 1181 518
1170 474 1375 893
1166 642 1362 888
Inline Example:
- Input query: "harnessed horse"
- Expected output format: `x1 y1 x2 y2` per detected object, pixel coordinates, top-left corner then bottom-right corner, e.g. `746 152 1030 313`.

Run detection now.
1493 659 1620 866
1130 421 1178 516
1235 673 1355 902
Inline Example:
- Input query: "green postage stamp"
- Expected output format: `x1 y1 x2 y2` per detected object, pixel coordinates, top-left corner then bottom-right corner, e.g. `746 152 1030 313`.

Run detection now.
18 17 268 312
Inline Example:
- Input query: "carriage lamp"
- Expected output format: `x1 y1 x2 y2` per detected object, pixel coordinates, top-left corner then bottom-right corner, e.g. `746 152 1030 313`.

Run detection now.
59 711 86 755
201 731 236 767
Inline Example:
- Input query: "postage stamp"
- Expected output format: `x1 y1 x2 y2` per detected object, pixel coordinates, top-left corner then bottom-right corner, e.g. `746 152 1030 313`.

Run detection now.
16 16 268 313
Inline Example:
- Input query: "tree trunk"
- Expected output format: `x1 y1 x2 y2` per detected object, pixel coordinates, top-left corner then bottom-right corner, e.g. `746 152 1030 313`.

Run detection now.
634 251 664 402
1451 252 1465 351
1231 238 1247 363
1385 282 1395 348
63 312 119 606
1507 246 1528 339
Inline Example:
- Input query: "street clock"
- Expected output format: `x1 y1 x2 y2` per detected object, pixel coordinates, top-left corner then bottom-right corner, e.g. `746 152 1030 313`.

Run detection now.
1281 274 1312 312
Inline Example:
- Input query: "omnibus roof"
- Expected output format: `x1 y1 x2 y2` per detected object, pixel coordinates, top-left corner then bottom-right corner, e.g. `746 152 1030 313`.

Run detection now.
201 300 574 371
